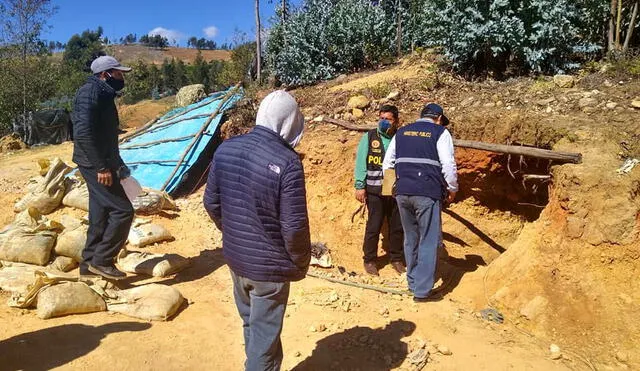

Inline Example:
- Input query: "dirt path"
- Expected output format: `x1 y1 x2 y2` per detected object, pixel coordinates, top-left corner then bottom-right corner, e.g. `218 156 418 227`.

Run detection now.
0 143 578 370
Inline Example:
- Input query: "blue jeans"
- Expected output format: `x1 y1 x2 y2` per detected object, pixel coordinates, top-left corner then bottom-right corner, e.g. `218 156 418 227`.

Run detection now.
395 195 441 298
230 270 290 371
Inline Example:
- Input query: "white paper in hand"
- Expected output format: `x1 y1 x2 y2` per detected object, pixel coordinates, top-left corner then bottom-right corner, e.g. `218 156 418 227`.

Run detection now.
121 176 143 202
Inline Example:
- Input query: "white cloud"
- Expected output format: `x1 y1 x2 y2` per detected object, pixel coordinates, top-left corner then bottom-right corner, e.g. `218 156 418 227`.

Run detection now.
203 26 219 38
148 27 185 43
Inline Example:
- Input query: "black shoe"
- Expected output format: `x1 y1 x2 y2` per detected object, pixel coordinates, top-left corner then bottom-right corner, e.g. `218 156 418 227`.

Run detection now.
79 263 98 277
413 292 443 303
88 264 126 280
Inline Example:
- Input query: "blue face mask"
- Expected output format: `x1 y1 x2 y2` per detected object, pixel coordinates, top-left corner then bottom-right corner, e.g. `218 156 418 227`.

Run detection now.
378 119 392 134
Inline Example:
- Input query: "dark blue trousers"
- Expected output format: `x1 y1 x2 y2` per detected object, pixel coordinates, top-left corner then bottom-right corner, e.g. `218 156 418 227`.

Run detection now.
230 270 290 371
78 166 134 267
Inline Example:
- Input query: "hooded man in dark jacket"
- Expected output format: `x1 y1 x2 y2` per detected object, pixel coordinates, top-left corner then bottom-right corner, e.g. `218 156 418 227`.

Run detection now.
71 55 134 280
204 90 311 371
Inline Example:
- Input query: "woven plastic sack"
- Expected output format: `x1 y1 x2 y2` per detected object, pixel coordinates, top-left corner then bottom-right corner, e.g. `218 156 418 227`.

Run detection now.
54 220 88 262
132 189 178 214
118 251 189 277
107 284 184 321
50 256 78 273
0 208 61 266
36 281 106 319
128 220 173 247
62 176 89 211
15 158 72 214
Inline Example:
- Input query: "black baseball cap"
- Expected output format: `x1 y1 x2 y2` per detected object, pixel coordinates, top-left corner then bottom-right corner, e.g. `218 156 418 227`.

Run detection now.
420 103 449 126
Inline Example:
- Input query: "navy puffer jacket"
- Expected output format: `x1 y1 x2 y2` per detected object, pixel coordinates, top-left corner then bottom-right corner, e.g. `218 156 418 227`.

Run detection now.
203 126 311 282
71 75 124 170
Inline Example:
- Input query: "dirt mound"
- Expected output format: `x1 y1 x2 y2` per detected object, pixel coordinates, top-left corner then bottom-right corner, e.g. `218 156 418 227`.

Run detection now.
0 134 27 153
290 58 640 368
118 97 175 129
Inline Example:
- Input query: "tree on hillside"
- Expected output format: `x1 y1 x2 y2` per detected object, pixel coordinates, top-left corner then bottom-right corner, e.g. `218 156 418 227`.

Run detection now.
174 58 187 88
189 52 210 90
161 58 175 92
608 0 640 53
121 33 137 44
188 36 198 48
1 0 57 121
63 27 104 71
255 0 262 83
122 60 151 104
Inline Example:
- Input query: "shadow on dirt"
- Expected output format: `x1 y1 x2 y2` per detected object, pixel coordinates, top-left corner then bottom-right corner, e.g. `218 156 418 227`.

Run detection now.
0 322 151 370
292 319 416 371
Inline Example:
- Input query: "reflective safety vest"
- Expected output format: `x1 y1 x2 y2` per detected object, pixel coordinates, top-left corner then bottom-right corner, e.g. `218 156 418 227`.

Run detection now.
366 129 385 195
395 121 447 200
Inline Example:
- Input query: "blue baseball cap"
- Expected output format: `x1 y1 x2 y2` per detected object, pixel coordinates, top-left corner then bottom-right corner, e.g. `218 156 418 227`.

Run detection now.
90 56 132 74
420 103 449 126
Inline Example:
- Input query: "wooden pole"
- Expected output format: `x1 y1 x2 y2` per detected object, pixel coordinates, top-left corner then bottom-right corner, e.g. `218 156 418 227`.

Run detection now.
454 139 582 164
119 115 162 143
123 113 213 143
160 82 242 192
318 117 582 164
120 134 209 150
126 160 179 165
306 272 410 296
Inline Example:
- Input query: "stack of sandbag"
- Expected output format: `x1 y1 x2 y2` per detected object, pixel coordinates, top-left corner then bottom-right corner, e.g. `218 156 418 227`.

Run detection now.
128 219 173 248
132 189 178 214
62 173 89 211
107 284 184 321
54 215 88 263
0 261 45 294
8 271 106 319
36 281 106 319
0 208 62 266
7 269 185 321
117 250 189 277
15 158 72 215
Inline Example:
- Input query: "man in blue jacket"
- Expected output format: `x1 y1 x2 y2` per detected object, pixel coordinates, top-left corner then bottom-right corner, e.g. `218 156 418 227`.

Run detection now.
71 55 134 280
383 103 458 302
204 90 311 371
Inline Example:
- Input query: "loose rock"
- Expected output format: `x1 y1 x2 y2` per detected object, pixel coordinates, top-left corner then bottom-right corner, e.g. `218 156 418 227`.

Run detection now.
578 97 598 109
352 108 365 118
631 99 640 109
437 345 452 356
549 344 562 360
387 91 401 100
348 95 371 109
616 351 629 363
553 75 575 88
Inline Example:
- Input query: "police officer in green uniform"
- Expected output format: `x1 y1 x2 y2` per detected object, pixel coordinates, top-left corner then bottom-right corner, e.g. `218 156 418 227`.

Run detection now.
354 105 405 276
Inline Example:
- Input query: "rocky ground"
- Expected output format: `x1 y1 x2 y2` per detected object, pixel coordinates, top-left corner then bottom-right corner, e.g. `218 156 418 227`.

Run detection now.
0 56 639 370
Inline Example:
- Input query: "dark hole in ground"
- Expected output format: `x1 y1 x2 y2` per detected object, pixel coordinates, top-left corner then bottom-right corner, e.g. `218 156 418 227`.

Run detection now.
456 148 551 222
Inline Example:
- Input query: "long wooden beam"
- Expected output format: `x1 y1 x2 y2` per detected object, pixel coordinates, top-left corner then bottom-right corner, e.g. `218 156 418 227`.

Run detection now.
318 117 582 164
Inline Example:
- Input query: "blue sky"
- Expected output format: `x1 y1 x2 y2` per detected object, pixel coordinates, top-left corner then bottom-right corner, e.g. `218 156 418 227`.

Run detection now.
46 0 301 46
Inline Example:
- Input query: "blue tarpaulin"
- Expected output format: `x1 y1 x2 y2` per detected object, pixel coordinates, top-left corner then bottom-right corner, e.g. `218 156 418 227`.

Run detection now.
119 86 243 194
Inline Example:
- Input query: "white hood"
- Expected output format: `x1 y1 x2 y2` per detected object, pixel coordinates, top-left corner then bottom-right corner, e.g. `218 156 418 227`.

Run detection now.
256 90 304 148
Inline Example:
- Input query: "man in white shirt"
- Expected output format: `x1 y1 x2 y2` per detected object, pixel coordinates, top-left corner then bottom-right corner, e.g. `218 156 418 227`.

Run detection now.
382 103 458 302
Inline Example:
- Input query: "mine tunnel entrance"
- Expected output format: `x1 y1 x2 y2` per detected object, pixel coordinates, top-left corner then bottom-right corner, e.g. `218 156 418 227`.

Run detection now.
455 148 552 222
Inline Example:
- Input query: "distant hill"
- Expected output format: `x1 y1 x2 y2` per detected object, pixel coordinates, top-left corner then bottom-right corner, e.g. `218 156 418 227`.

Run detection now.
106 44 232 65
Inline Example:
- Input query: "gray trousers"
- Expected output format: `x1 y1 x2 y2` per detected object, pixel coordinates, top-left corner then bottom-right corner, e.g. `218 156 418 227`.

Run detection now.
396 195 441 298
230 270 290 371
